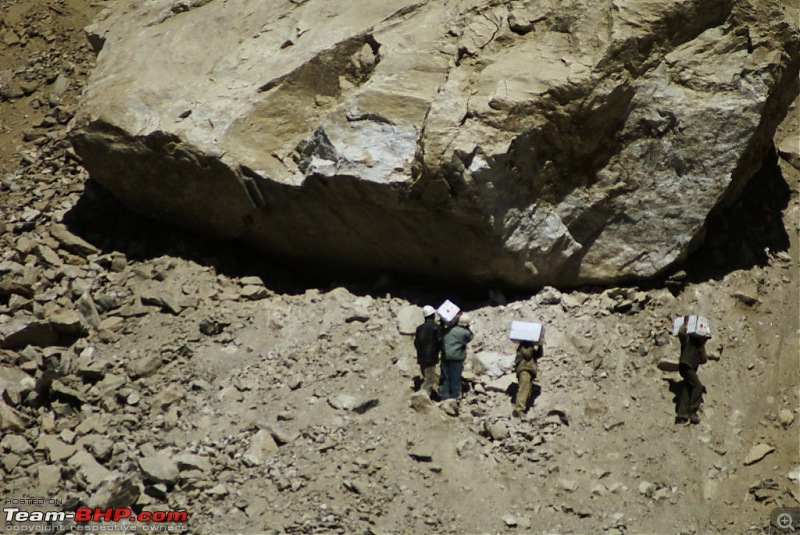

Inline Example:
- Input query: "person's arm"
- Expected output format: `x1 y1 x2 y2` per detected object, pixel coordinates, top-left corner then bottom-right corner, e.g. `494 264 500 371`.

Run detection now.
677 323 688 346
698 343 709 364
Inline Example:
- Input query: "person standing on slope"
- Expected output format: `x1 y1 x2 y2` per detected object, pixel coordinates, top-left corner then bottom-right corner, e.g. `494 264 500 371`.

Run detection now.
440 312 474 402
512 340 542 418
414 305 443 399
676 321 710 425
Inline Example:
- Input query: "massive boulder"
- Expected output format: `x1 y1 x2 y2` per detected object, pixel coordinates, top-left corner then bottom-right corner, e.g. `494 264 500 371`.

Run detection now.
68 0 800 288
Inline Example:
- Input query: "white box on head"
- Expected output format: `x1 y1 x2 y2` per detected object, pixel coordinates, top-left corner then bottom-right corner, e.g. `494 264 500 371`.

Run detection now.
509 320 544 343
673 315 711 338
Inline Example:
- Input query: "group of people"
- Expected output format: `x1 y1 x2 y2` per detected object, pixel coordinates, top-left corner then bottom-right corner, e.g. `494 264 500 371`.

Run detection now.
414 306 713 424
414 306 542 417
414 306 474 403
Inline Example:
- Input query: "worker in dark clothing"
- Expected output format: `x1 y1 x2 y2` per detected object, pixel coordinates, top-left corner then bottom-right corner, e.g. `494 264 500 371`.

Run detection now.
676 324 709 424
414 305 443 399
440 312 473 401
513 341 542 417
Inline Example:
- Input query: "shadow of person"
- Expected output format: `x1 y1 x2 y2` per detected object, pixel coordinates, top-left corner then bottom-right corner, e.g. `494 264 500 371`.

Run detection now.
665 377 684 416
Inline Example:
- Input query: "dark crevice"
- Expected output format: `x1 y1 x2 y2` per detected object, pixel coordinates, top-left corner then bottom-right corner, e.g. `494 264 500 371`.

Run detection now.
680 145 792 284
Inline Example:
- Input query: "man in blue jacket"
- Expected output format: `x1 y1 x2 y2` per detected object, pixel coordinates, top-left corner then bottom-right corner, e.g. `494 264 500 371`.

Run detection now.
440 312 474 401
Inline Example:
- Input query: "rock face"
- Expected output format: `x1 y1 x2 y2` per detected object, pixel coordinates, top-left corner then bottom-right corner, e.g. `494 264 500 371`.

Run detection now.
69 0 800 287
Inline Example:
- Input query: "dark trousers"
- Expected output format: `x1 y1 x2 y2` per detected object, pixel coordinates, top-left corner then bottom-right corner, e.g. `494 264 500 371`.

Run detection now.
439 360 464 401
678 363 704 417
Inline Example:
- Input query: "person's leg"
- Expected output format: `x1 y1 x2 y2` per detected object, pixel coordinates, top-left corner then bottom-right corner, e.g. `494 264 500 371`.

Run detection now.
514 371 532 415
421 364 437 397
439 361 451 400
683 366 704 422
451 360 464 399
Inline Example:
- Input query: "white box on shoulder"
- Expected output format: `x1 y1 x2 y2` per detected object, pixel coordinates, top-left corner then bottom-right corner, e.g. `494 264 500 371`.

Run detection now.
673 315 711 338
437 300 461 324
509 320 544 343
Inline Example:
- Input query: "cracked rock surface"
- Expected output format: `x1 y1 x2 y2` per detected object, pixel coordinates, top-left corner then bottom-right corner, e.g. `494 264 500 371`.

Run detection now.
68 0 799 287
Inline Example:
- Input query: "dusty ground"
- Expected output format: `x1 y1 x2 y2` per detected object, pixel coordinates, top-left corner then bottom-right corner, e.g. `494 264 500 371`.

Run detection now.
0 1 798 534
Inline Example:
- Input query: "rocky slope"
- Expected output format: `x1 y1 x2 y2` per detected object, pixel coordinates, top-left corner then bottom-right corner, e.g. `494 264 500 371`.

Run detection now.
1 1 799 534
68 0 800 288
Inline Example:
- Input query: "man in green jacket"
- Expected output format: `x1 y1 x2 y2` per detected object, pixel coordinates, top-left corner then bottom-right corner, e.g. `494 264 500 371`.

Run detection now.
440 313 474 401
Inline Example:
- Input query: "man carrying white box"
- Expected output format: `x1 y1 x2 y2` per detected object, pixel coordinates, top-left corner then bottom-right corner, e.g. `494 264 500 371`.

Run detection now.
509 320 544 418
674 315 711 425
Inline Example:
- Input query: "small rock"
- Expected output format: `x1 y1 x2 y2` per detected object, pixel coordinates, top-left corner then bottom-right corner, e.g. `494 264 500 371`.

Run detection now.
0 315 58 349
410 392 434 413
139 456 180 485
440 399 459 417
731 291 760 307
744 443 775 466
328 394 357 411
638 481 654 497
241 285 269 300
38 435 77 462
409 443 434 462
208 483 229 497
0 401 32 432
503 514 518 527
343 479 368 495
396 305 423 335
485 421 509 441
129 354 163 379
1 434 32 454
778 409 794 428
787 466 800 482
87 475 140 509
537 286 562 304
76 292 101 330
243 430 279 467
559 479 578 492
174 453 212 473
471 351 515 379
268 425 298 446
38 465 61 492
49 309 89 336
68 450 113 491
50 225 100 257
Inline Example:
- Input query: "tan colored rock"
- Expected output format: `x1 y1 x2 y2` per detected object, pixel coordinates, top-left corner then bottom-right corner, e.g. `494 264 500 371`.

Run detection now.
70 0 800 288
744 443 776 465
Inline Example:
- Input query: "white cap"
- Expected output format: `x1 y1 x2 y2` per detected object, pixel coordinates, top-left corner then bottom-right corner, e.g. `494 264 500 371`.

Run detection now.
459 313 472 326
422 305 436 317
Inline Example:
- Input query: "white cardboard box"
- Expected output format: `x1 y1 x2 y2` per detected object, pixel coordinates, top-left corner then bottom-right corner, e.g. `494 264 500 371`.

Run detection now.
437 300 461 324
672 315 711 338
509 320 544 343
